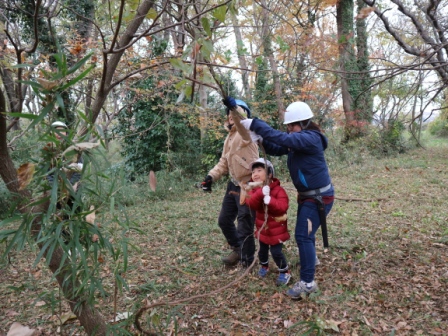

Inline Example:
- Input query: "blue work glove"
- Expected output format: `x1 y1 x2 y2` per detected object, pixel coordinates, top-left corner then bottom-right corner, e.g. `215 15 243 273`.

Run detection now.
222 96 237 109
201 175 213 192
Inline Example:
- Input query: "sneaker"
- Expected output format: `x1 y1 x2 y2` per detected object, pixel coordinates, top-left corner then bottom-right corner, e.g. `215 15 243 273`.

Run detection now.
258 267 269 278
222 247 240 266
286 281 318 300
276 272 291 286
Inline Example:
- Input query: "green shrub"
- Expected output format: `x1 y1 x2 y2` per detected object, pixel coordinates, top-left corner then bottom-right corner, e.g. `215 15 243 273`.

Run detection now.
428 118 448 137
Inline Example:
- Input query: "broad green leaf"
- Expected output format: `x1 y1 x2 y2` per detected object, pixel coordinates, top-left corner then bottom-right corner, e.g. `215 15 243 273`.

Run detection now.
55 93 65 113
67 52 93 76
201 39 214 60
169 58 189 73
53 53 68 77
12 63 36 69
0 216 23 229
18 80 42 90
6 112 38 119
146 8 158 20
34 239 53 267
0 229 18 240
201 18 212 38
128 0 140 10
60 64 94 91
27 196 50 207
27 101 55 129
184 85 192 97
212 5 227 23
174 79 187 90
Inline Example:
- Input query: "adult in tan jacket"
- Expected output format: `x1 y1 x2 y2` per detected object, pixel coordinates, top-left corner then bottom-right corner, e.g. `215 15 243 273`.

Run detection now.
202 98 259 267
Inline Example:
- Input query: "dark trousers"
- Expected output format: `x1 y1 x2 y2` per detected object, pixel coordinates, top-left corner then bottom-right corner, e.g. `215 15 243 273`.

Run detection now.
218 182 255 264
259 241 288 272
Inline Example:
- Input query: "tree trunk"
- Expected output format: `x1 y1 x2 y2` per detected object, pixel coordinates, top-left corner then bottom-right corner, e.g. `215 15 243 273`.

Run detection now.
355 0 373 121
0 90 21 193
337 0 358 141
199 79 208 142
47 247 108 335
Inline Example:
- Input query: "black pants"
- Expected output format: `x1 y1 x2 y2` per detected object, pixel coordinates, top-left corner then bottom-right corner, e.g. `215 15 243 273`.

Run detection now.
259 241 288 272
218 182 255 265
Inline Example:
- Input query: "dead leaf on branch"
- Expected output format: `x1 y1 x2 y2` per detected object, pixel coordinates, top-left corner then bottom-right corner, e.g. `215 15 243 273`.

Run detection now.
37 77 59 90
17 162 35 190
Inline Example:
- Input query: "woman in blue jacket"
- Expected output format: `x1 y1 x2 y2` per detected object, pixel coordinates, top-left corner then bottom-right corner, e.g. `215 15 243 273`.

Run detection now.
226 99 334 299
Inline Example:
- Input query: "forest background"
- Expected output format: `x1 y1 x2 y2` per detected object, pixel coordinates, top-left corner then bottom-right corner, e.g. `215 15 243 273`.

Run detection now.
0 0 447 335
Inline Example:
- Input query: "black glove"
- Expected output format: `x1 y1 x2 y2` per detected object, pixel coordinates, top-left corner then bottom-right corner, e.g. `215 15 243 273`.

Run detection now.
222 96 237 110
201 175 213 192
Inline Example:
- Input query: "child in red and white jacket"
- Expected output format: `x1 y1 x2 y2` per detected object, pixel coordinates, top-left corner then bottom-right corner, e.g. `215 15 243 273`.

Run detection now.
245 158 291 286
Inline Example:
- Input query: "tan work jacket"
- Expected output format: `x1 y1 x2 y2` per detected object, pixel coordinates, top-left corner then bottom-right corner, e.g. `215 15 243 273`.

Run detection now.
208 120 259 185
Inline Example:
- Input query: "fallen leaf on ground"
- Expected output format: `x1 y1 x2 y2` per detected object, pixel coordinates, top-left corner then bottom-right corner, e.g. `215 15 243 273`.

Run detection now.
6 322 35 336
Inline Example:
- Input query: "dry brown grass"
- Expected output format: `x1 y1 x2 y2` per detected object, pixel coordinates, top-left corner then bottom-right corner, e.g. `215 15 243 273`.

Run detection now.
1 146 447 335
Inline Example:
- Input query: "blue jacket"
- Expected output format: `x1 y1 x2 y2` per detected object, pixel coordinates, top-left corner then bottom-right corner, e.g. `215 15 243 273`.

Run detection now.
250 119 333 195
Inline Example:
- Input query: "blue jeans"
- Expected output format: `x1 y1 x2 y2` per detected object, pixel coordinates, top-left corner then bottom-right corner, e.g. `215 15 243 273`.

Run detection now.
218 182 255 265
295 200 333 283
259 241 288 271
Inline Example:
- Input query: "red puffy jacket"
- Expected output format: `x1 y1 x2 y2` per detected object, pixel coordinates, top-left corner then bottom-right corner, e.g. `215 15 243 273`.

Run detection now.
245 178 290 246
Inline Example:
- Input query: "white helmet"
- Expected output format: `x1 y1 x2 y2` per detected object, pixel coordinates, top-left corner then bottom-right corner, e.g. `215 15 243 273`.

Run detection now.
51 121 68 129
283 102 313 124
250 158 274 176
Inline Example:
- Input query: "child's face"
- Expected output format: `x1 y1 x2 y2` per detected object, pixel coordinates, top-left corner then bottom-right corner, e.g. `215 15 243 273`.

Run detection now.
252 166 267 183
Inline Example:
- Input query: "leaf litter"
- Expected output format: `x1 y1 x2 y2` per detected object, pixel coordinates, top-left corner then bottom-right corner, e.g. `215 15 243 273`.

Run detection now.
1 146 447 335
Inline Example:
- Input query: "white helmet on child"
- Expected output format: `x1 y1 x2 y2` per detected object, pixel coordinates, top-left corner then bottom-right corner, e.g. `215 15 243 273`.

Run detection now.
51 121 68 129
283 102 313 124
250 158 275 176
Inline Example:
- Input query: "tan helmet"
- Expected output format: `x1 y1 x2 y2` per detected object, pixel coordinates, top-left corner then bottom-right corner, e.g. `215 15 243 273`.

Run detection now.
283 102 313 124
51 121 68 129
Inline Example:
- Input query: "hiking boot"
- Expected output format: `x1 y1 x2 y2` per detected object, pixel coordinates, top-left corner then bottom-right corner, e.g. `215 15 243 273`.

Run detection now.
258 266 269 278
286 281 318 300
222 247 240 266
276 272 292 286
